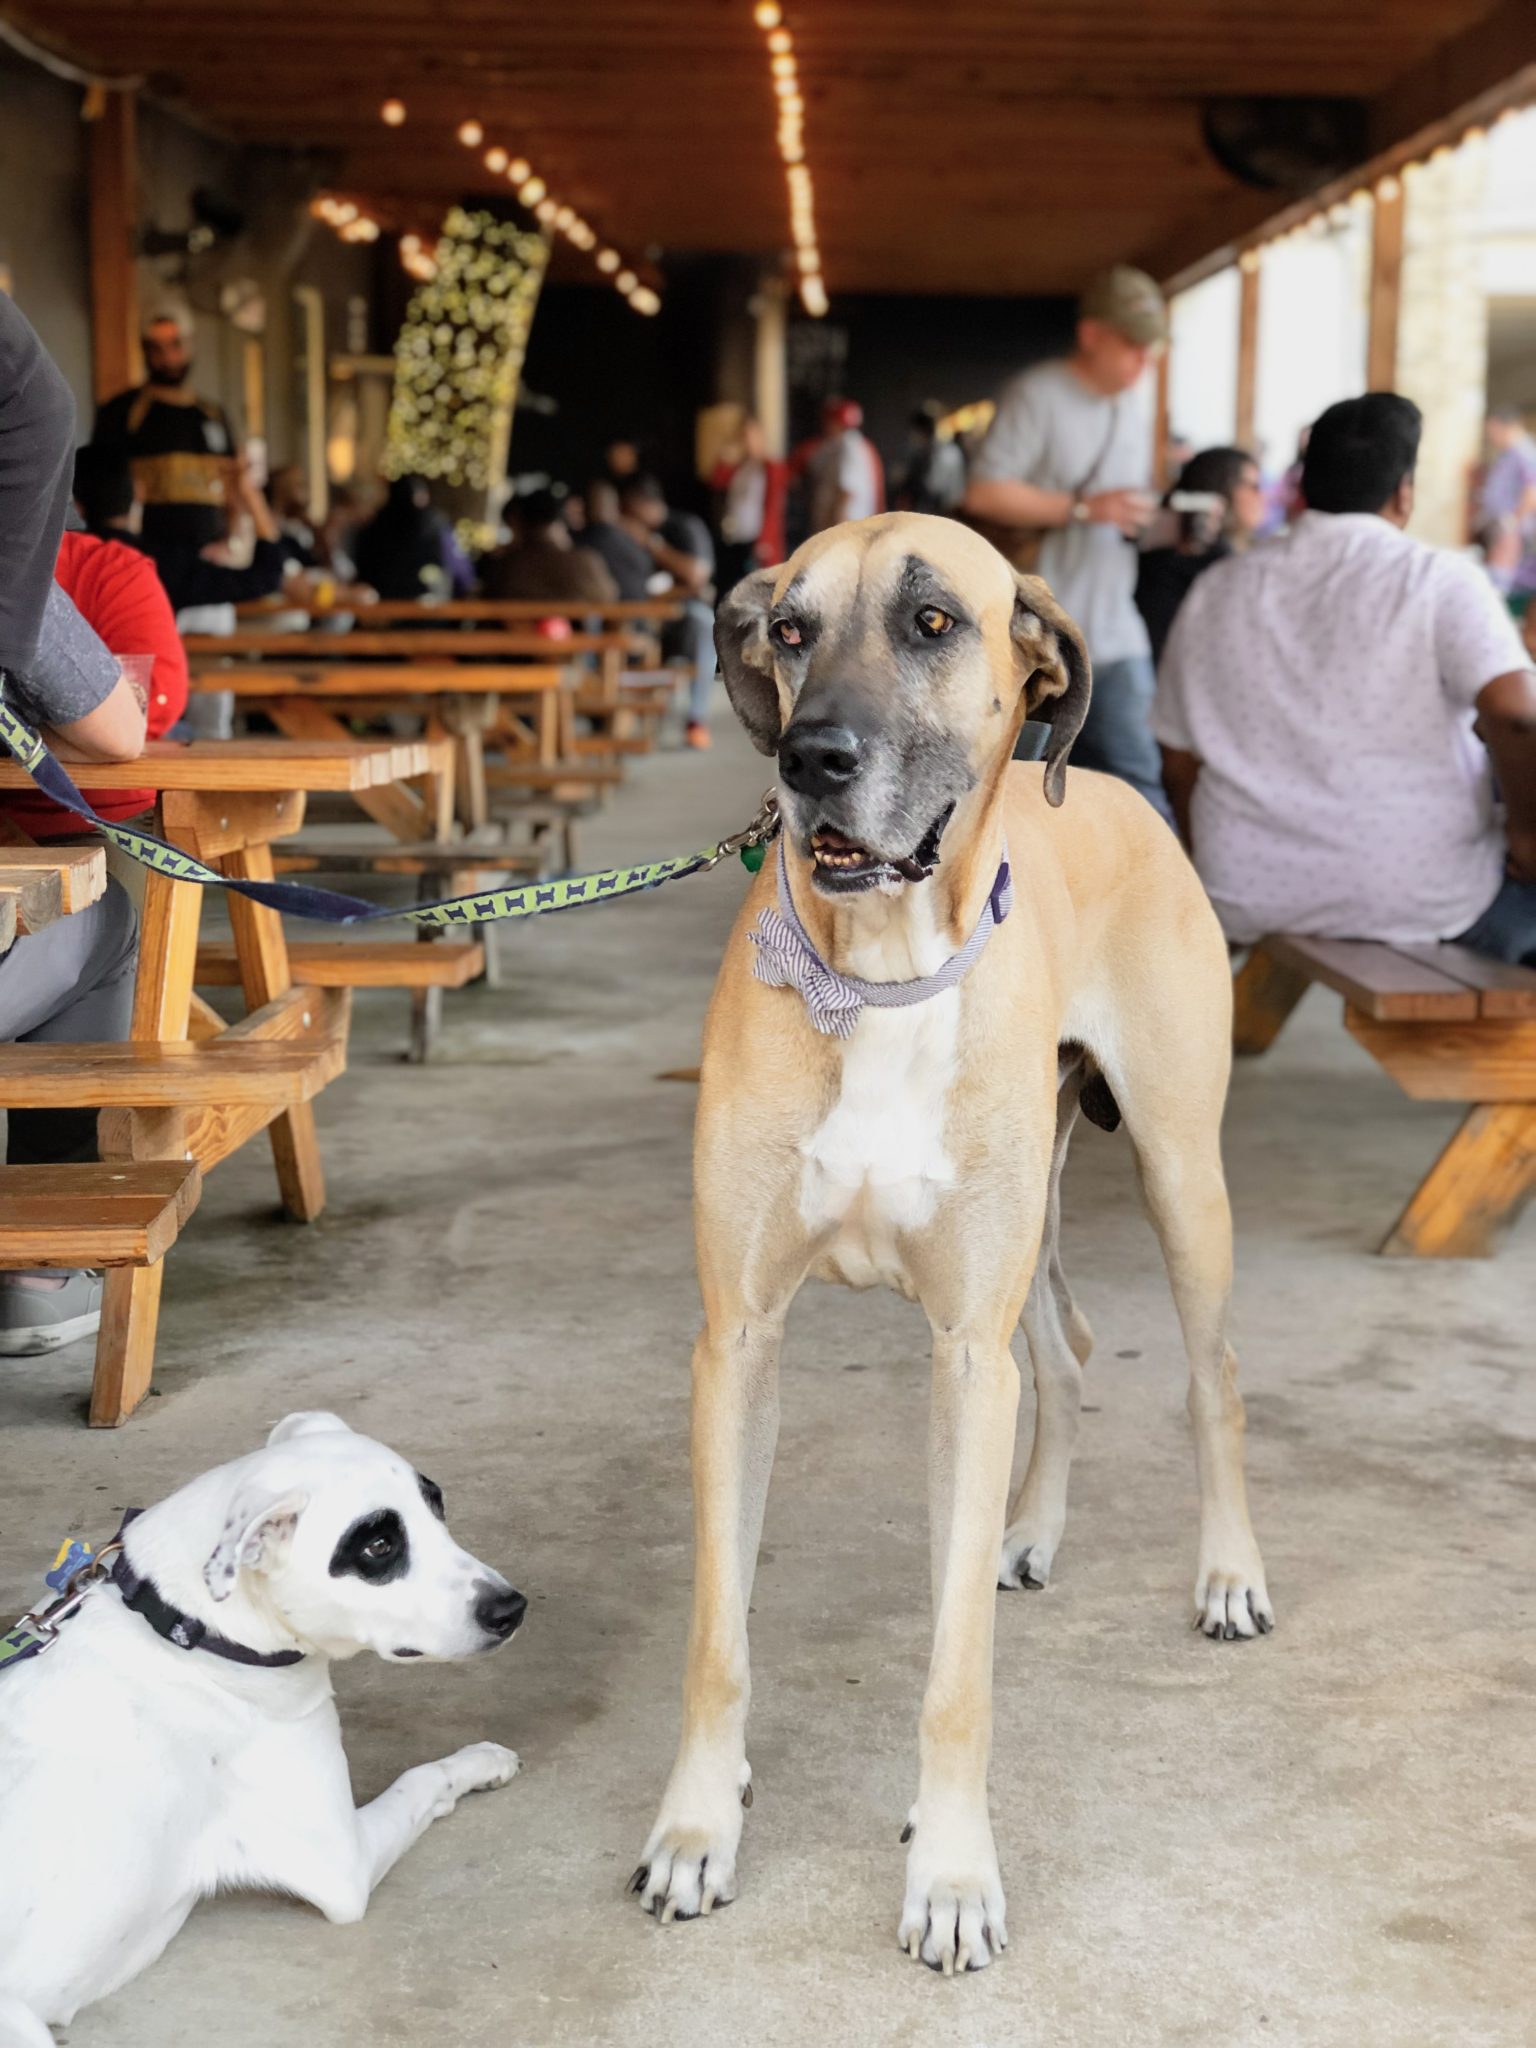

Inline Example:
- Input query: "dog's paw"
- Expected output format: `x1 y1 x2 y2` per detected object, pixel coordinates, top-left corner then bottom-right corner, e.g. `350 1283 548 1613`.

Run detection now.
997 1518 1058 1591
446 1741 521 1797
630 1759 751 1923
897 1803 1007 1974
1194 1552 1274 1641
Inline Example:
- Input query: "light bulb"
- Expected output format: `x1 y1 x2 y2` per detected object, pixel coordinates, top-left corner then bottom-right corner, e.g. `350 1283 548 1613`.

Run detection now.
508 158 530 183
485 147 508 173
520 177 546 204
768 28 791 52
616 269 638 293
754 0 782 25
381 99 406 126
458 120 484 148
597 248 621 273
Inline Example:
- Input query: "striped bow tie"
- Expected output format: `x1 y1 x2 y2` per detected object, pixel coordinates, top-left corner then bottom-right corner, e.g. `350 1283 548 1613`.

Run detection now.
749 838 1013 1038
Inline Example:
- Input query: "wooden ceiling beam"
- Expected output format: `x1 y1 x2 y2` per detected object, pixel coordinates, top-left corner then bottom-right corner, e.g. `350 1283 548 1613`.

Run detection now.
1144 0 1535 291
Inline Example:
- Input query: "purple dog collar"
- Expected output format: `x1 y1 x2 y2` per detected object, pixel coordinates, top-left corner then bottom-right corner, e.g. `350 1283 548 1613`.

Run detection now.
750 836 1013 1039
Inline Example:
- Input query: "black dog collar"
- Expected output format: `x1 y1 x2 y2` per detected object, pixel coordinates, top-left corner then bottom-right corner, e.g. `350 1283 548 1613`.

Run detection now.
111 1509 306 1669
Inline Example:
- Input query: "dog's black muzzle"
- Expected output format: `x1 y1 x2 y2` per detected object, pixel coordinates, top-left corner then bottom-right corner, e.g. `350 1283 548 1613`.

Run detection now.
778 719 865 802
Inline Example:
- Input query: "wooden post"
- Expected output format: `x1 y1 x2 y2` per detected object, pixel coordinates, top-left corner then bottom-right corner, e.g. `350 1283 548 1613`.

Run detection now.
1367 177 1406 391
1153 344 1171 489
1235 256 1260 452
87 88 141 407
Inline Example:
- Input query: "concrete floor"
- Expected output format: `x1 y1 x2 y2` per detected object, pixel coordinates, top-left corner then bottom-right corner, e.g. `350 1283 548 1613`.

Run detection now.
4 711 1533 2048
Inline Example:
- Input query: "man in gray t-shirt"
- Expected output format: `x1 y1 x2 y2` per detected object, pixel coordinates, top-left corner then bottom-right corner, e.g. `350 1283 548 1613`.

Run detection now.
965 265 1170 819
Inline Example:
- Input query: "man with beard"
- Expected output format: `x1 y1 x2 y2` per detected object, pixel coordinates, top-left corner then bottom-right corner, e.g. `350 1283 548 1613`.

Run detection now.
91 311 236 550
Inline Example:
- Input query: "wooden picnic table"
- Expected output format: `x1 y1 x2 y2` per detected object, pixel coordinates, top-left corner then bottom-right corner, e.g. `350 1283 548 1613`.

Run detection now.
183 663 583 832
234 596 685 625
0 736 429 1424
0 844 107 947
183 629 644 662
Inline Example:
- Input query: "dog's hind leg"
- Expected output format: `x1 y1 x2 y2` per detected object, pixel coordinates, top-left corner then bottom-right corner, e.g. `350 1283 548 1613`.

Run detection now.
999 1059 1086 1591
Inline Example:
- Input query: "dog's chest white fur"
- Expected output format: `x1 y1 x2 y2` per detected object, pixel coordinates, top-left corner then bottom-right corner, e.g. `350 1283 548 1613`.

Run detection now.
800 898 960 1298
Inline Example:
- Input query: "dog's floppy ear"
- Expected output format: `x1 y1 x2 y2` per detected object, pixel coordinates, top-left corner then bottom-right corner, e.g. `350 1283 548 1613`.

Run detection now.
267 1410 353 1448
203 1488 309 1602
714 566 783 756
1011 573 1092 807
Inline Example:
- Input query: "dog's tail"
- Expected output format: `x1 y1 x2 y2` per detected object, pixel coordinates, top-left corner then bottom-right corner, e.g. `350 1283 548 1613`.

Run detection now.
0 1994 54 2048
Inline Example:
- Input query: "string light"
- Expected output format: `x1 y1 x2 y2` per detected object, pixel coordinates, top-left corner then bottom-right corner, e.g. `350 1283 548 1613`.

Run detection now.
451 123 661 313
380 98 406 126
385 207 549 491
753 2 825 313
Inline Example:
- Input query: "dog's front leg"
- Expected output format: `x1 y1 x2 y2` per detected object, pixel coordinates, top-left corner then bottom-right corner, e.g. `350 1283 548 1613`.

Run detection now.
899 1305 1025 1972
244 1730 518 1925
634 1305 784 1922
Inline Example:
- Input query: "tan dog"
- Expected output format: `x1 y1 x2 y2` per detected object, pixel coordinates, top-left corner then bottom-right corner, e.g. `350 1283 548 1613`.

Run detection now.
633 514 1271 1972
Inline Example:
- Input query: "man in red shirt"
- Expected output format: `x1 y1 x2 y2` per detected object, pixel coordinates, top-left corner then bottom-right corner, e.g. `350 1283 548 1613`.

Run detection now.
2 510 189 840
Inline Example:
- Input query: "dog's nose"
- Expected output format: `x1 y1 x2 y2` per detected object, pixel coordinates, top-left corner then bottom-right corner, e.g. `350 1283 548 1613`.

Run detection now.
474 1582 527 1639
779 721 863 799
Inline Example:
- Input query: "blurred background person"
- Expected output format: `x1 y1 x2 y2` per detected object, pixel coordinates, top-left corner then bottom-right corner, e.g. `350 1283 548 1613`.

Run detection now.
893 400 967 515
964 264 1169 816
352 474 473 600
709 414 788 586
1476 406 1536 599
577 477 654 598
1136 445 1264 665
805 397 884 534
619 473 717 749
480 486 619 604
91 310 235 551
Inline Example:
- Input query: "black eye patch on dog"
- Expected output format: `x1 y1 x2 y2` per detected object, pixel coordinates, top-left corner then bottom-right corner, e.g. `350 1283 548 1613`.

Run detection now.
329 1509 410 1584
416 1473 446 1522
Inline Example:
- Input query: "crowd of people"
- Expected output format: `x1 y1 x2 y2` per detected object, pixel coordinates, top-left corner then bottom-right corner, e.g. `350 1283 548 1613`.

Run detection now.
3 254 1536 1356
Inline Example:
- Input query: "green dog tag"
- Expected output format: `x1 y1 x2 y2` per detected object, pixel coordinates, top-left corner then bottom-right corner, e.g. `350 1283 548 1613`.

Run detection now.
740 843 766 873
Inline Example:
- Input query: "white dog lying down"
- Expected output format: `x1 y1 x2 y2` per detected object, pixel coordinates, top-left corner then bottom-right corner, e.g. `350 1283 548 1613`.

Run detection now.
0 1412 524 2048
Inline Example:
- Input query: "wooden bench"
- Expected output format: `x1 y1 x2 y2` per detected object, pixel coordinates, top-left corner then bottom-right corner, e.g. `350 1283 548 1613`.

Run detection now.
1233 935 1536 1258
0 738 428 1422
0 1161 202 1270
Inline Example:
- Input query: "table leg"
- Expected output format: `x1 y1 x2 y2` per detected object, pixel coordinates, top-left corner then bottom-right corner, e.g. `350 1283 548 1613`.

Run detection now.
224 840 326 1221
272 700 428 843
92 865 202 1427
1379 1102 1536 1257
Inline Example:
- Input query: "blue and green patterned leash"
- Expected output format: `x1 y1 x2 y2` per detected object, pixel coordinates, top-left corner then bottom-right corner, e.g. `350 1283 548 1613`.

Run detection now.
0 693 776 928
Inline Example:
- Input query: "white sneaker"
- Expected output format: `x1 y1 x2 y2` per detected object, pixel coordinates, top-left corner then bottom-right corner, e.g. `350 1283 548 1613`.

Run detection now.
0 1271 104 1354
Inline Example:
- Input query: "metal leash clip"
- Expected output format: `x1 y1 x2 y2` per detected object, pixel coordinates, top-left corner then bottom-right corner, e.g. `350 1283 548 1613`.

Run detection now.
701 788 781 873
8 1539 124 1658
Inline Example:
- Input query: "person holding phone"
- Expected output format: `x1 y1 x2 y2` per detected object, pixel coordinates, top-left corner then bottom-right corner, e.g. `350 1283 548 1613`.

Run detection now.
1136 446 1265 666
964 266 1170 817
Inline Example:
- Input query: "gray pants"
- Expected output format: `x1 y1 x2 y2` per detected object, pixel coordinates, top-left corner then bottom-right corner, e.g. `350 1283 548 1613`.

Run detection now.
0 879 138 1164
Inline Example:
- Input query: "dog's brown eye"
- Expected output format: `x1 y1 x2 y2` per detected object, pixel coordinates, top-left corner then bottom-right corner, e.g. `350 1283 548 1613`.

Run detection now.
916 606 955 638
770 618 802 648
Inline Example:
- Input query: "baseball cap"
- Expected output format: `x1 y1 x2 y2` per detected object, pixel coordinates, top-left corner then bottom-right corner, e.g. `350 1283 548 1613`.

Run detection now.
1080 266 1168 347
